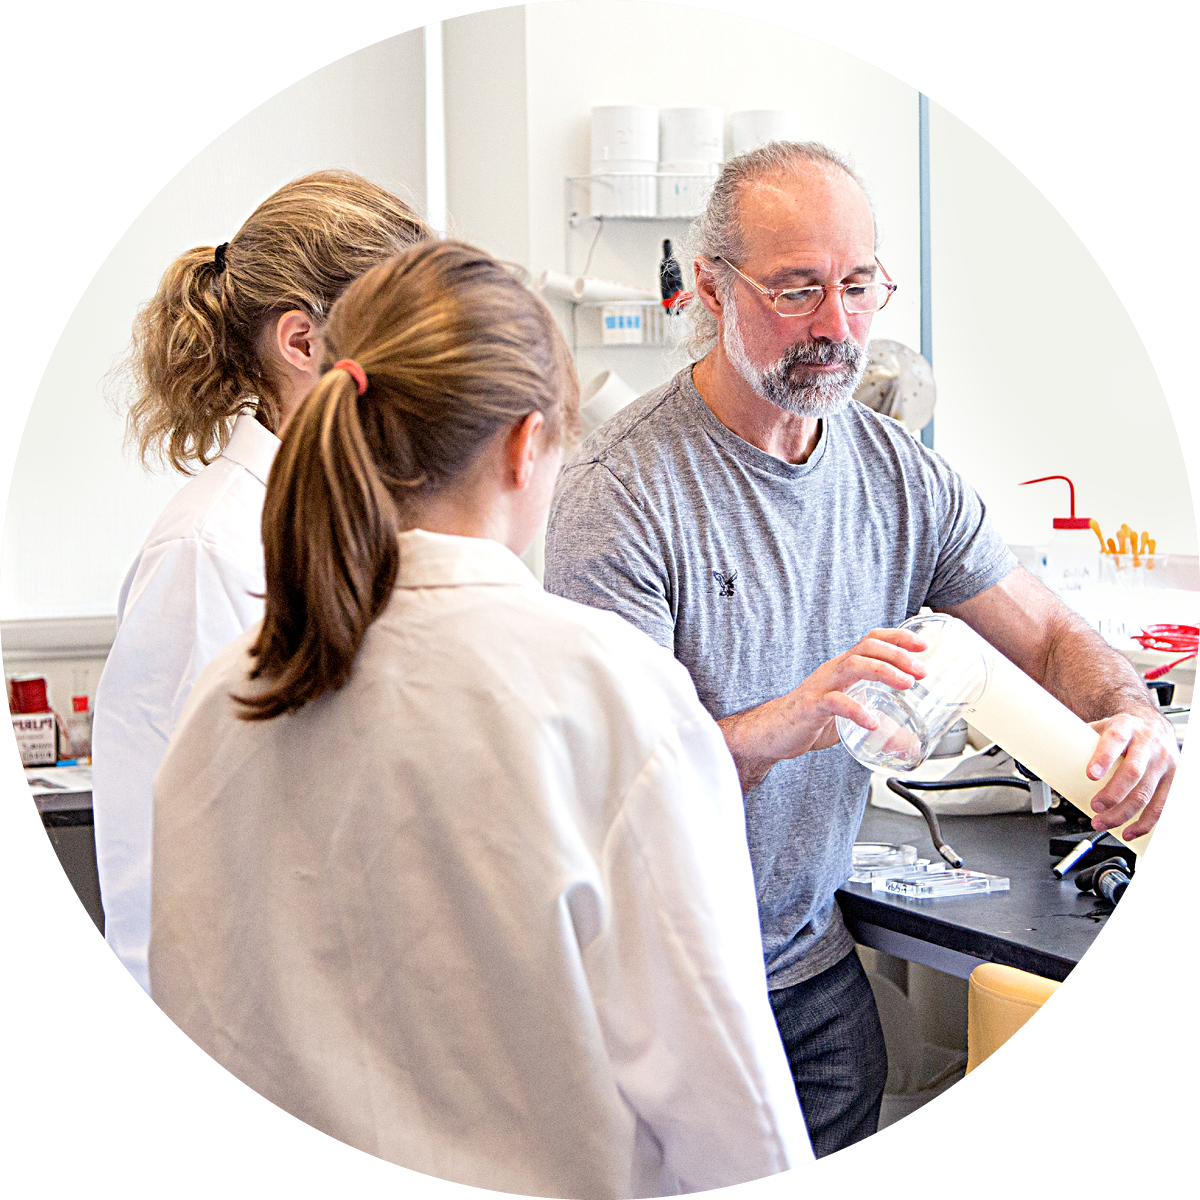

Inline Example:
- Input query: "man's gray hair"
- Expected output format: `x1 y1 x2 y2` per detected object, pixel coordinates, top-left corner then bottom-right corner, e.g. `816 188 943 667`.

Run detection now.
681 141 877 360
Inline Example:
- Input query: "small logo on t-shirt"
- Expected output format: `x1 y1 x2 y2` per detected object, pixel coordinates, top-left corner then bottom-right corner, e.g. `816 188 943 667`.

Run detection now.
712 569 738 597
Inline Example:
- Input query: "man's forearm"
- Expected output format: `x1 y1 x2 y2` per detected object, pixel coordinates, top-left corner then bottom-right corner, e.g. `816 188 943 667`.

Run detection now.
1038 613 1162 724
715 627 931 794
717 705 781 793
946 567 1162 725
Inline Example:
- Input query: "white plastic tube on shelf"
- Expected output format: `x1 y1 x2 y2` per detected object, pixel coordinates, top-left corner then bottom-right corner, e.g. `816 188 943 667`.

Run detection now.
535 270 578 303
590 106 659 217
534 271 658 304
572 277 658 303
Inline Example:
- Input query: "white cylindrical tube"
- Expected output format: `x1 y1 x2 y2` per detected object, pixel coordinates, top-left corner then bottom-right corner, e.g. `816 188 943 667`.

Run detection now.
572 277 658 303
535 269 579 302
580 369 639 434
963 648 1152 855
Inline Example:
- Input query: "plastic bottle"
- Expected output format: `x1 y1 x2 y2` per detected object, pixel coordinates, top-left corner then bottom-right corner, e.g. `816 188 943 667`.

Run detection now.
1020 475 1101 606
659 240 685 308
63 666 93 763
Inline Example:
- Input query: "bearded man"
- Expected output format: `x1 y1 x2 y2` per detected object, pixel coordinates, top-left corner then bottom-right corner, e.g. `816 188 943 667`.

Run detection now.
542 141 1175 1156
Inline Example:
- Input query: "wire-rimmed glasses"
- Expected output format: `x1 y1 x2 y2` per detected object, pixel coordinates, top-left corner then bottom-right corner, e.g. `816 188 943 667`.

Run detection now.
708 255 897 316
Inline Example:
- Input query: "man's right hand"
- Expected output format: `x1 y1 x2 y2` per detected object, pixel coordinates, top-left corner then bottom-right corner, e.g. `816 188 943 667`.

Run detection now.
716 627 928 792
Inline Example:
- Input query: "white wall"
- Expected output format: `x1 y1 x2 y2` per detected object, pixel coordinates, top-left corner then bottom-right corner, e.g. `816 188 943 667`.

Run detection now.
1 31 427 621
444 7 530 264
929 101 1197 554
8 5 1193 626
440 2 920 401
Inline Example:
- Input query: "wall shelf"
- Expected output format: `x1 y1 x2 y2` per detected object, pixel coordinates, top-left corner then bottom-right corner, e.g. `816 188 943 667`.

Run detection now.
565 172 716 230
570 299 691 349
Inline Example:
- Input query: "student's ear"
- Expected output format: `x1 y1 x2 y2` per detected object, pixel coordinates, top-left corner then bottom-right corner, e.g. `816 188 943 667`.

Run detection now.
274 310 323 379
508 411 546 490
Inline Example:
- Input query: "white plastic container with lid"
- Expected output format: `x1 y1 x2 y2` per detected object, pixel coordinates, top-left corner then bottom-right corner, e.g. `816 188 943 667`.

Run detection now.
590 105 658 217
659 106 723 165
1020 475 1102 611
731 109 800 156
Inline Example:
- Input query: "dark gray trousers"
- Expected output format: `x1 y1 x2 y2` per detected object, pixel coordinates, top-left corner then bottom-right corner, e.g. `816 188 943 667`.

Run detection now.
768 949 888 1158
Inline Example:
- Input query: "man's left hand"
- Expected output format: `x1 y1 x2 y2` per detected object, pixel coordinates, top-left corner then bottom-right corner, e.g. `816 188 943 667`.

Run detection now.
1085 712 1178 841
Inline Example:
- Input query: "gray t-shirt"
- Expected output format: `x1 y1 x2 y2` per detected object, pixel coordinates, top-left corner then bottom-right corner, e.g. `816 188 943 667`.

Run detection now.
544 366 1017 989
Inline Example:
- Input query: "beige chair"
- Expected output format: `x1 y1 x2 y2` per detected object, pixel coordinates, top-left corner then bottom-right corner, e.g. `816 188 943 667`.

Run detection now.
966 962 1060 1073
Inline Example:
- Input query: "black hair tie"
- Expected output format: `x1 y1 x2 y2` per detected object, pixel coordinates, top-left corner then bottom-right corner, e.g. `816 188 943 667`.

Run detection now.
213 242 229 274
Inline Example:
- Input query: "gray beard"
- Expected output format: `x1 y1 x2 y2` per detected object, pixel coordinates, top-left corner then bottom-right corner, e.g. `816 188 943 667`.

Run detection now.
722 290 866 417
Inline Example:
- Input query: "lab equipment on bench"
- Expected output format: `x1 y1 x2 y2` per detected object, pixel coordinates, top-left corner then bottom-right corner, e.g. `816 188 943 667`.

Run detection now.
1051 825 1112 879
1075 856 1132 905
848 842 1008 899
659 240 687 308
1135 623 1198 680
9 674 65 766
849 841 918 881
836 613 1152 856
882 868 1010 899
1019 474 1101 603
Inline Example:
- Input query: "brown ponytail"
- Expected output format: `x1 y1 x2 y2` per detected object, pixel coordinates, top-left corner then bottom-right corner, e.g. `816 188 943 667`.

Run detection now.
236 240 579 721
119 170 432 473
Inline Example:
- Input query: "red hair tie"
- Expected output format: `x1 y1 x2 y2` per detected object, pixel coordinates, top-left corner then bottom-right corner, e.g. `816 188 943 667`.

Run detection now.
333 358 368 396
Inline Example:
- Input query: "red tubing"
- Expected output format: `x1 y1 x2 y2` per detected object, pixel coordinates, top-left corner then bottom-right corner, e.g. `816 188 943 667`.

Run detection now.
1134 624 1199 681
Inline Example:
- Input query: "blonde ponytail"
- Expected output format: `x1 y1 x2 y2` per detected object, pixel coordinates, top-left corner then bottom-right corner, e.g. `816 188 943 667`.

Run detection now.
119 170 432 474
238 240 579 720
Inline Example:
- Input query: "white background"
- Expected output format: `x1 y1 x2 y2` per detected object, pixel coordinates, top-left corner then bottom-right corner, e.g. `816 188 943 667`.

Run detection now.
1 1 1195 1194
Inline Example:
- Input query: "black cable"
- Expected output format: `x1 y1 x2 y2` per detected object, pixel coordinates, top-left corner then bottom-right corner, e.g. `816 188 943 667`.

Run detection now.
885 779 964 867
895 775 1030 792
885 772 1037 870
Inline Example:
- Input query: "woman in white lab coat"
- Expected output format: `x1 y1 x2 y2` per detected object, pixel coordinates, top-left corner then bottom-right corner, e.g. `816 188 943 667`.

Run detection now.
149 241 812 1198
92 171 431 992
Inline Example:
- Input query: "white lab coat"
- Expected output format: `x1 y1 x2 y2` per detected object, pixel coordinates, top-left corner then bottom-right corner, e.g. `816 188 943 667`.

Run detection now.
93 414 280 992
149 530 811 1198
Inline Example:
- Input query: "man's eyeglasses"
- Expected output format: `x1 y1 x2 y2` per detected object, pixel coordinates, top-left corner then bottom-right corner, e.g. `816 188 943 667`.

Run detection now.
708 256 897 317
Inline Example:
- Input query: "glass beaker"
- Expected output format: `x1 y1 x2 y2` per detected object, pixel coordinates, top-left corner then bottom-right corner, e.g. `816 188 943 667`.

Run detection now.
836 614 991 771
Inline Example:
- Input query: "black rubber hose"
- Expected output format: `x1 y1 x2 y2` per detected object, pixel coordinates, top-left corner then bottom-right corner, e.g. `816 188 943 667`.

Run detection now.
885 779 964 867
894 775 1031 792
884 773 1036 870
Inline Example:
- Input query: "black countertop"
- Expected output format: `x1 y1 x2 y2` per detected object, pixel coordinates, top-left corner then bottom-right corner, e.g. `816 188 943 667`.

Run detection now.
838 805 1114 981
